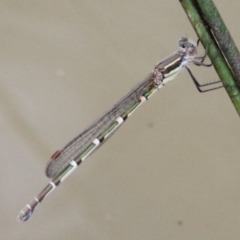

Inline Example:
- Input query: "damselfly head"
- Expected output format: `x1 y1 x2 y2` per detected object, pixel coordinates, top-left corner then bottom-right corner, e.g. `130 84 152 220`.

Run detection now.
178 37 197 59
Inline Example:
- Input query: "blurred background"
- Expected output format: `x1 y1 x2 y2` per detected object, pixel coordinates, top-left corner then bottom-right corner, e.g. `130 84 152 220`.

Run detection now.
1 1 240 239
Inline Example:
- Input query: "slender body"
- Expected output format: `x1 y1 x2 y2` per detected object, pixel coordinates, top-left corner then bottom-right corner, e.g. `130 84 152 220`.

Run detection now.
17 38 218 221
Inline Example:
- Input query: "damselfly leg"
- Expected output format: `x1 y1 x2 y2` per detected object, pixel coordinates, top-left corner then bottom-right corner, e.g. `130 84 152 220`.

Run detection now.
186 39 223 92
185 65 223 93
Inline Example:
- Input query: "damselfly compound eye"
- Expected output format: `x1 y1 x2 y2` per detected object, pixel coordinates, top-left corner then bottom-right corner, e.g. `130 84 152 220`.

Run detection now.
178 37 188 49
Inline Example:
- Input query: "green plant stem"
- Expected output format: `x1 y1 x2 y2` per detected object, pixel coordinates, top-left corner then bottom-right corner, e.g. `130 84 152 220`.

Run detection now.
196 0 240 86
180 0 240 117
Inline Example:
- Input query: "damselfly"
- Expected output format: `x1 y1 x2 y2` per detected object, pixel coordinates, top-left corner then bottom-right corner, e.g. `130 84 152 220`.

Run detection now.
17 37 222 222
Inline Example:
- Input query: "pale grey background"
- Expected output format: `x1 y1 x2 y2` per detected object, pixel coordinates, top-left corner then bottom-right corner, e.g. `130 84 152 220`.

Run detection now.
1 1 240 240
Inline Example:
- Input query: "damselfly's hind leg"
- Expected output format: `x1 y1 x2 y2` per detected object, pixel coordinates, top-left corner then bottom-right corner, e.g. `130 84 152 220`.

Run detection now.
185 39 224 92
185 66 223 93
